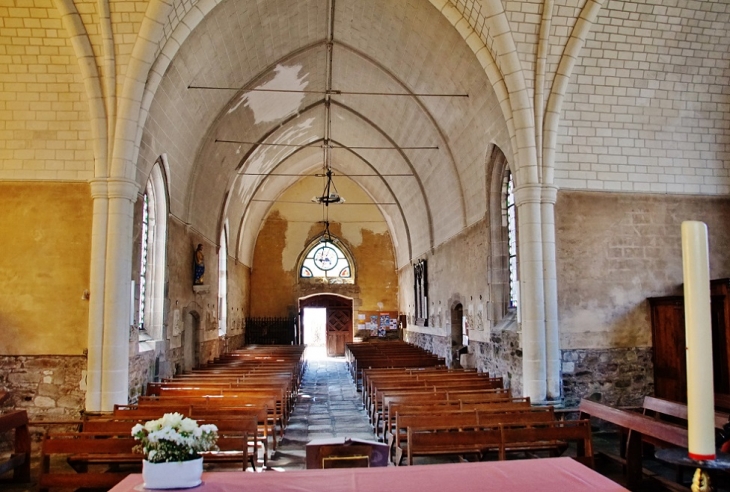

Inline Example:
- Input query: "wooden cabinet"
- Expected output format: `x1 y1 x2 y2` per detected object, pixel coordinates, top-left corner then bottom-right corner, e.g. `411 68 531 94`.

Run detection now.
649 278 730 402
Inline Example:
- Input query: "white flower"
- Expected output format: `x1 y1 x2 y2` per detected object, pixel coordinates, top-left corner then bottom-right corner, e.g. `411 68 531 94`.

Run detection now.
144 419 162 432
132 412 218 463
180 418 198 433
161 412 184 429
200 424 218 433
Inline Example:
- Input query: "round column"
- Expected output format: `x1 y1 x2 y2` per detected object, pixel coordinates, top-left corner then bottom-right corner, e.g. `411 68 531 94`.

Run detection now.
101 178 139 410
541 185 561 400
515 183 547 402
86 179 109 412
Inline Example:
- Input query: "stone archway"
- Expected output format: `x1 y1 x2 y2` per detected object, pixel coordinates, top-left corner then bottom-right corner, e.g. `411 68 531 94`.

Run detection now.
299 294 353 357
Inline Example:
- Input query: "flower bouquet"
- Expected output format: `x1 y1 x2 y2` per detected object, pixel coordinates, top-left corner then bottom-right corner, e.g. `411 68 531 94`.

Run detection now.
132 413 218 489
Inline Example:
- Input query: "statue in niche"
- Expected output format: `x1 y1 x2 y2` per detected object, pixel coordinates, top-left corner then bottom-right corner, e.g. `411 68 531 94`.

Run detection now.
193 244 205 285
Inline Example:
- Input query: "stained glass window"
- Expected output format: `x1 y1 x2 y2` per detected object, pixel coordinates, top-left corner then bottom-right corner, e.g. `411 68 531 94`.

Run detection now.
300 239 353 282
138 193 149 330
506 171 518 309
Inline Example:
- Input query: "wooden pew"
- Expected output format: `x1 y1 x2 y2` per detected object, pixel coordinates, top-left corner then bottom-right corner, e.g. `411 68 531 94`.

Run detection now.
405 419 592 467
499 420 593 467
116 401 274 458
38 433 137 491
139 394 282 449
406 424 502 465
82 416 258 470
579 398 688 487
393 406 553 465
0 410 31 484
383 396 529 442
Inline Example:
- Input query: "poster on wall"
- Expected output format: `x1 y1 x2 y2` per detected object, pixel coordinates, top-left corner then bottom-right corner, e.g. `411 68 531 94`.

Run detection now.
379 313 390 337
370 315 379 336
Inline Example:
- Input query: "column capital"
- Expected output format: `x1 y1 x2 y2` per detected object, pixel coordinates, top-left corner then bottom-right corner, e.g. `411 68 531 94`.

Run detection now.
513 183 543 204
541 185 558 205
89 179 108 199
89 178 139 201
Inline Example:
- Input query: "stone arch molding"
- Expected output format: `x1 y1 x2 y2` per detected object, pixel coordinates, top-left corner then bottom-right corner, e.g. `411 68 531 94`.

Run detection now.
55 0 609 190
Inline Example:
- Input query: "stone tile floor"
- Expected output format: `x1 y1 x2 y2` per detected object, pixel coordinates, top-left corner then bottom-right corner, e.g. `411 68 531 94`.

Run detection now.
266 347 378 471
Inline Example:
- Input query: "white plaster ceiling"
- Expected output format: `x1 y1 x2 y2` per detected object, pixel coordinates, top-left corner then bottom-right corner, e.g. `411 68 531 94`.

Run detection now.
137 0 508 268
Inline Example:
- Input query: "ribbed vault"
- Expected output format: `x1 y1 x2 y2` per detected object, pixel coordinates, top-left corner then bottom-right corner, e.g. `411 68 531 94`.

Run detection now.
136 0 509 268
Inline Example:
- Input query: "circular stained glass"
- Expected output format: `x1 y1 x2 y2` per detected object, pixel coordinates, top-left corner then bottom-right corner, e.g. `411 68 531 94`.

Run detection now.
313 245 337 271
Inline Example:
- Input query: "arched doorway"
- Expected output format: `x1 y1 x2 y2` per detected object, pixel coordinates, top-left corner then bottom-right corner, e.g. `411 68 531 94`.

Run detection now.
451 304 464 347
450 304 464 368
299 294 353 357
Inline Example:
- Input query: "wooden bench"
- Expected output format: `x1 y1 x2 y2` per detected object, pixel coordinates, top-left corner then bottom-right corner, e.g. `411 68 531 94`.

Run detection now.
384 398 531 447
0 410 31 484
405 420 592 467
579 398 688 487
393 407 555 465
38 432 137 491
499 420 593 467
113 404 272 464
405 424 502 465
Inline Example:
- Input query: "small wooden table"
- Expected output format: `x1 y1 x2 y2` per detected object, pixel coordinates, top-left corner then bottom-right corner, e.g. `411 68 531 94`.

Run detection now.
110 457 628 492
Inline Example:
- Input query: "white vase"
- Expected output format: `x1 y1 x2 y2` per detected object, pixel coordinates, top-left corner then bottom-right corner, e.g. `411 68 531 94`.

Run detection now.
142 457 203 489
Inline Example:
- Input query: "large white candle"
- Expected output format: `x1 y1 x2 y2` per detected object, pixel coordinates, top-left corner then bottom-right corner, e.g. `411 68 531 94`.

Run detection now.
681 221 716 461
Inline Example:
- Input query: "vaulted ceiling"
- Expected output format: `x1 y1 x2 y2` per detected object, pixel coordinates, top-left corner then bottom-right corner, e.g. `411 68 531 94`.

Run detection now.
137 0 508 268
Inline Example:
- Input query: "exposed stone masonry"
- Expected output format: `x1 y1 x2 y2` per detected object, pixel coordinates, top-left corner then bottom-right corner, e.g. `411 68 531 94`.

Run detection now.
0 355 86 419
562 347 653 408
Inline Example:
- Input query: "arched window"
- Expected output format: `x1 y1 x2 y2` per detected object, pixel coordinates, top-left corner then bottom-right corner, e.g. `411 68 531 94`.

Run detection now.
299 236 354 284
505 170 518 310
487 146 517 326
218 227 228 337
137 159 168 341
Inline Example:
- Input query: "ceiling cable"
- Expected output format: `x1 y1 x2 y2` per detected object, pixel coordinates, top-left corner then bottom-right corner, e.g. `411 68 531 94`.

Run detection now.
189 86 468 98
215 139 438 150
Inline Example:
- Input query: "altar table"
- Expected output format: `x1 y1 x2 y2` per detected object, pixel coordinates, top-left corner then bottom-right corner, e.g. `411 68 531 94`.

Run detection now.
110 457 628 492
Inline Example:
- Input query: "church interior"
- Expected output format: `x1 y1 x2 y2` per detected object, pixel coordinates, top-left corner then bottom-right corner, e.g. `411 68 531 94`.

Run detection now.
2 0 730 489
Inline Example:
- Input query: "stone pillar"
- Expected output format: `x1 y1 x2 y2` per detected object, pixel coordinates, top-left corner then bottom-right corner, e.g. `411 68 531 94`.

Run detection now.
515 184 547 402
541 185 561 400
86 179 109 412
101 178 139 410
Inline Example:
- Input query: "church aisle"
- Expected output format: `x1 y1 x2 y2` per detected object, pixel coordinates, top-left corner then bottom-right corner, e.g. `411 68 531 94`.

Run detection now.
267 348 377 470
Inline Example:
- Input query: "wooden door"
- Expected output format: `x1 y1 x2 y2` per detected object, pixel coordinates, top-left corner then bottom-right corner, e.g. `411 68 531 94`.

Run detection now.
326 307 351 357
650 288 730 402
299 295 353 357
649 297 686 402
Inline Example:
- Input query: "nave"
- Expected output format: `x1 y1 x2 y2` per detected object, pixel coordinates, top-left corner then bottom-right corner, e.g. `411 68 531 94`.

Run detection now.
270 348 378 470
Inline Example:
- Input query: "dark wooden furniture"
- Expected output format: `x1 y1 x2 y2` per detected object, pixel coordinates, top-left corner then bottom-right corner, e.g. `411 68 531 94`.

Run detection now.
649 278 730 402
0 410 31 484
579 398 688 487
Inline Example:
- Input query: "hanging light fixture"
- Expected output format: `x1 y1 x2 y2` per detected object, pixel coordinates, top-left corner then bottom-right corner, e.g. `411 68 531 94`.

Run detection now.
311 168 345 205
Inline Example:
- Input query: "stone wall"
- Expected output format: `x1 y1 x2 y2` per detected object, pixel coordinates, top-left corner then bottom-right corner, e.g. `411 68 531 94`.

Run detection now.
469 329 523 396
165 217 223 374
561 347 653 408
249 177 398 321
129 349 156 402
0 355 86 419
404 331 450 363
557 191 730 351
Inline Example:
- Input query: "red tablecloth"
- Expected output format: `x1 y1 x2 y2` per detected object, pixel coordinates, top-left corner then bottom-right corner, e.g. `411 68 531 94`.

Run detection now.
110 457 628 492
